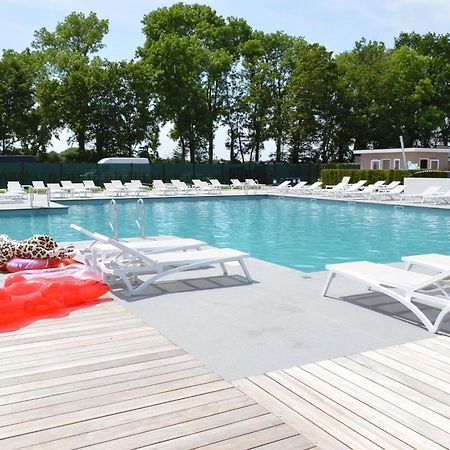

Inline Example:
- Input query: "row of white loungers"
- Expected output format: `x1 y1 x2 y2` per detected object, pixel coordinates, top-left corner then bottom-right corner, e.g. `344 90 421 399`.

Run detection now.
70 223 252 296
152 179 224 195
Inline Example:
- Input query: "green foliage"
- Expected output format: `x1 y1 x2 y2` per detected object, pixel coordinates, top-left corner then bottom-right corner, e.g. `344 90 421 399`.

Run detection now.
320 168 448 185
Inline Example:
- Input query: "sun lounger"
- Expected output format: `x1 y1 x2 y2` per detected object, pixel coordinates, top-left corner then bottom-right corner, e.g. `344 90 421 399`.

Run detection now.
70 224 207 269
124 182 148 196
47 183 69 199
7 181 27 199
245 179 262 190
192 179 221 194
32 181 48 193
210 179 227 190
433 189 450 204
230 179 245 189
299 181 322 195
345 181 385 199
152 180 177 195
171 179 198 195
402 253 450 273
61 180 92 197
322 260 450 333
272 180 292 192
0 192 24 203
104 182 127 197
285 181 308 194
83 180 102 192
79 231 252 295
370 184 404 201
337 180 367 198
400 186 441 204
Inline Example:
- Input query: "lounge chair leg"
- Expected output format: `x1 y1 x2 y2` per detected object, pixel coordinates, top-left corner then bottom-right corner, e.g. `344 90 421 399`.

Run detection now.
322 272 336 297
240 259 253 282
220 262 228 276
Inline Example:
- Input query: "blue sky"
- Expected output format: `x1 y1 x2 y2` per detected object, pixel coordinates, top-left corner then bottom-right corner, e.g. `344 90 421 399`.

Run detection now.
1 0 448 157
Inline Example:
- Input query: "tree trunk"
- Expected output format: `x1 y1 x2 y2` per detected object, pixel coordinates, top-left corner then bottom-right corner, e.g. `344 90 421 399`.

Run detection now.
78 131 86 157
276 136 282 162
208 125 214 163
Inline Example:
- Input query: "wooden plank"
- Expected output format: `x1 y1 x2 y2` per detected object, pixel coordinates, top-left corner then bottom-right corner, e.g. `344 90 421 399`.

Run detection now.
312 360 450 432
0 347 186 388
333 356 450 419
415 338 450 356
195 423 302 449
1 389 245 449
404 342 450 366
1 358 200 406
242 374 358 450
123 413 280 450
362 350 450 395
234 377 348 450
1 365 214 416
349 353 450 406
435 336 450 349
1 372 223 428
0 380 232 439
376 347 450 386
255 434 317 449
302 363 448 449
0 335 169 372
0 325 157 357
284 365 414 450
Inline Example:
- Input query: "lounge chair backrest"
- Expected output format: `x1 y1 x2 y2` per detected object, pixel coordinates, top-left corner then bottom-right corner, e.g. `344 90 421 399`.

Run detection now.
385 181 401 190
192 179 203 188
245 179 258 185
291 181 308 190
390 185 404 194
372 180 385 188
422 186 441 195
83 180 97 188
7 181 23 191
210 179 221 187
341 176 351 185
61 181 73 188
171 179 188 189
32 181 47 189
111 180 124 187
230 179 242 186
47 183 62 190
153 180 165 188
130 180 144 187
277 180 291 188
309 182 322 189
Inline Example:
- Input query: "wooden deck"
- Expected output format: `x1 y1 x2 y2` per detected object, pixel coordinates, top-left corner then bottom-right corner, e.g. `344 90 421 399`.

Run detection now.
234 335 450 450
0 300 316 449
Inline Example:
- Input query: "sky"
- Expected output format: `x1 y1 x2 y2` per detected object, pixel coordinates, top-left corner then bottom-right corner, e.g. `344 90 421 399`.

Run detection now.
1 0 449 159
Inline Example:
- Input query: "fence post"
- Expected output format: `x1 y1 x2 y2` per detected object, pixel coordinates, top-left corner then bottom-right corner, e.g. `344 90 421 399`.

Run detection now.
192 163 195 181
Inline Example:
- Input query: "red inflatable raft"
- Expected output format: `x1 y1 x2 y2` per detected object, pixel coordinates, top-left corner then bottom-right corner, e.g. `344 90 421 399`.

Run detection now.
0 265 109 331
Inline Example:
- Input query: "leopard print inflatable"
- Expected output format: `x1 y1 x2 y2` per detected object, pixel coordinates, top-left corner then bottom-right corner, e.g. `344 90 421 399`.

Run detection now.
0 234 75 267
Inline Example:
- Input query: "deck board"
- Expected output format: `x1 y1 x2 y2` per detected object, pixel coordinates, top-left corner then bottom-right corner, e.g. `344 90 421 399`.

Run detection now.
0 300 312 449
234 335 450 450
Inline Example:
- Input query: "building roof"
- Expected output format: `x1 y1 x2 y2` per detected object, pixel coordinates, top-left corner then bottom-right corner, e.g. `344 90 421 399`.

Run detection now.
353 148 449 155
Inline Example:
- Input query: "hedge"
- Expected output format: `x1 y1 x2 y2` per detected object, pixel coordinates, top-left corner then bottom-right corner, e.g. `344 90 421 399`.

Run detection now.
319 169 449 185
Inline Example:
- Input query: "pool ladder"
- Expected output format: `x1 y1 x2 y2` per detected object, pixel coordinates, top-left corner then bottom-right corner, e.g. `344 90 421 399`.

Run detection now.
108 199 118 239
107 198 145 239
135 198 145 239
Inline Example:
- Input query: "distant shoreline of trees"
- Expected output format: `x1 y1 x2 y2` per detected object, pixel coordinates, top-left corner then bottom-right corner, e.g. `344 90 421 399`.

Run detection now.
1 3 448 163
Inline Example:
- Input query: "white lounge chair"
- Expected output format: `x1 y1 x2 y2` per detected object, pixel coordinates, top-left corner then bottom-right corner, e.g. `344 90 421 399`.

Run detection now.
338 180 367 198
245 179 262 190
379 181 401 192
152 180 177 196
346 181 385 199
104 182 127 197
272 180 292 192
61 180 92 197
400 186 441 204
210 179 227 190
192 179 221 194
83 232 252 295
124 182 148 196
299 181 322 195
171 179 198 195
230 179 245 189
433 189 450 204
370 184 405 201
286 181 308 194
47 183 69 199
403 253 450 273
0 192 23 203
70 224 207 269
83 180 102 192
7 181 27 199
322 261 450 333
32 181 48 193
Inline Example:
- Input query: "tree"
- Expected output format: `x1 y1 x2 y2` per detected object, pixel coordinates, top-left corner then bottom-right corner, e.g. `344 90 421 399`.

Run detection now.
139 3 250 162
0 50 37 154
32 12 109 158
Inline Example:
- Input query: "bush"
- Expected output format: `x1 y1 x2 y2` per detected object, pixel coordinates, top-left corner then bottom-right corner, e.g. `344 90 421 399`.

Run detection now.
319 168 448 185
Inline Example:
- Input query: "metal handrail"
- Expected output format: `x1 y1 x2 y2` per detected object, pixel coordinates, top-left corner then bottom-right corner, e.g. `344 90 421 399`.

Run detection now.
135 198 145 239
108 199 118 239
29 186 34 208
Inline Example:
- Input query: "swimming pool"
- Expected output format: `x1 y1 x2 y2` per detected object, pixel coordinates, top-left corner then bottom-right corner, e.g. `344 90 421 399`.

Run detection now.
1 196 449 272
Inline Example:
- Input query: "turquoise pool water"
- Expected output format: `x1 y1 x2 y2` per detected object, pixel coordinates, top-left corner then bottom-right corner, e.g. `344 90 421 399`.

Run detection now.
1 197 449 272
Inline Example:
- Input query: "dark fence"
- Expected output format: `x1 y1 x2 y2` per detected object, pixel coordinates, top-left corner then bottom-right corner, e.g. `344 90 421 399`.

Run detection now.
0 162 333 188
